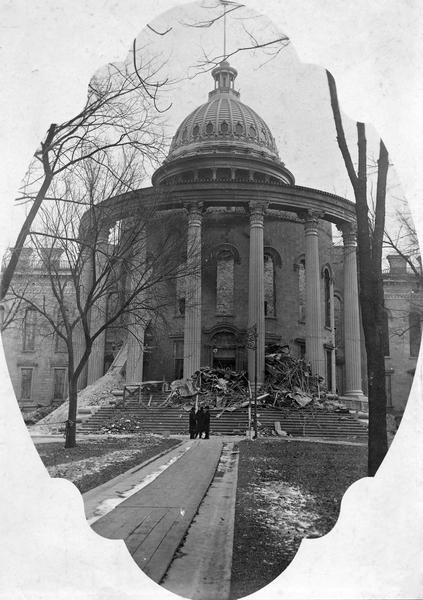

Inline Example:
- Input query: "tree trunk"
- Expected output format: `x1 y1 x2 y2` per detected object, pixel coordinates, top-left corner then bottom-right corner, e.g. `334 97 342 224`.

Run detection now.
358 262 388 475
1 173 53 299
327 71 389 475
65 377 78 448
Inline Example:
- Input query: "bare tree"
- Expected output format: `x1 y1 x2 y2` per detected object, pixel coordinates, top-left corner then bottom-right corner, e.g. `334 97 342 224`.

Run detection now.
1 48 171 300
384 202 423 285
327 71 389 476
3 151 195 448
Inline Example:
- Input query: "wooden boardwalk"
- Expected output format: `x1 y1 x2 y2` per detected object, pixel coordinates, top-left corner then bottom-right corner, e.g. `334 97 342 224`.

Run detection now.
91 439 223 583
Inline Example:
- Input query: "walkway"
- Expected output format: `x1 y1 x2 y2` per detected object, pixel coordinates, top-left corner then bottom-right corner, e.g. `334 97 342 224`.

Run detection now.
162 441 239 600
88 439 226 585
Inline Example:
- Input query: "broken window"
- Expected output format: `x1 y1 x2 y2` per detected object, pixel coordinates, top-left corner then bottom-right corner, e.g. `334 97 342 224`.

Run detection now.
216 249 234 314
324 268 331 328
264 254 276 317
298 260 305 322
176 271 186 316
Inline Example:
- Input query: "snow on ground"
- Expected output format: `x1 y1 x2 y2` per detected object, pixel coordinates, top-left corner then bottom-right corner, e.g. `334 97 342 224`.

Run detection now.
242 472 324 558
45 447 143 483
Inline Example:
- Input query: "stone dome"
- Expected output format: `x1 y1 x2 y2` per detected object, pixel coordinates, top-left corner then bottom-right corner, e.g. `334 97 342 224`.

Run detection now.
167 61 279 162
152 61 294 186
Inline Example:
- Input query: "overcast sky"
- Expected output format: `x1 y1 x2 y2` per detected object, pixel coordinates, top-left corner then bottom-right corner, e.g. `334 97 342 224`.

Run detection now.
10 1 410 256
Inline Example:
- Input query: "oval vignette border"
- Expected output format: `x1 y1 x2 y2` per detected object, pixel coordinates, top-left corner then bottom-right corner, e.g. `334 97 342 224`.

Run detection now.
0 1 423 599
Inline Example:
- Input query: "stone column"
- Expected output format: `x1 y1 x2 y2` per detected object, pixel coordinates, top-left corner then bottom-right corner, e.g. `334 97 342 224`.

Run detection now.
87 226 109 385
126 221 147 383
248 201 267 385
341 223 364 397
329 274 337 394
304 211 325 376
183 203 202 380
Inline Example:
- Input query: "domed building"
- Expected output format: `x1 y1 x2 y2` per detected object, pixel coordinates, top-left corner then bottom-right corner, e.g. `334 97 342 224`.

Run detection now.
78 60 366 405
6 60 391 417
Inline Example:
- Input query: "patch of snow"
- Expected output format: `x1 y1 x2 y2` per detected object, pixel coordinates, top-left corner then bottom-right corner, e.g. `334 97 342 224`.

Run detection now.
245 481 323 552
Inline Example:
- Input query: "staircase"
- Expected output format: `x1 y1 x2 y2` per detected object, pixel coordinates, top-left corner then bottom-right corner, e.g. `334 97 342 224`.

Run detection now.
78 395 368 441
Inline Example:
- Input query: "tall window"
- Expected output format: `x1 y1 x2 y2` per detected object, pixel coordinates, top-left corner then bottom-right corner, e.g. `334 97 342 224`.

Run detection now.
53 368 67 400
23 308 36 352
298 260 306 322
382 309 390 357
334 295 343 348
409 311 422 357
264 254 276 317
216 249 234 314
55 310 67 353
324 268 331 327
325 348 333 390
176 272 186 316
20 368 33 401
174 340 184 379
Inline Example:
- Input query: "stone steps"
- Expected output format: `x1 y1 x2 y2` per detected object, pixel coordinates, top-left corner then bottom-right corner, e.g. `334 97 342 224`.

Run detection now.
78 402 368 441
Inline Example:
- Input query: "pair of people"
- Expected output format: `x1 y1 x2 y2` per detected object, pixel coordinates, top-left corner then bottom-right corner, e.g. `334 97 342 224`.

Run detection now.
189 406 210 439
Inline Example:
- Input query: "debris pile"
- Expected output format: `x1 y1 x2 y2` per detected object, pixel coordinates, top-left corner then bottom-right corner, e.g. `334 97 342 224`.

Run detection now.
163 344 344 412
99 416 145 434
264 344 324 408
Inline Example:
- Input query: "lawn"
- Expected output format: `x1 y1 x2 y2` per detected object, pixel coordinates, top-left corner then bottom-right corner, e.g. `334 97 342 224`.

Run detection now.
230 438 367 600
35 434 181 494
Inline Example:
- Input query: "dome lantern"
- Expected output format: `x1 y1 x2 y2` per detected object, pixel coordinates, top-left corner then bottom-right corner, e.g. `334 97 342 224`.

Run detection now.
209 61 240 99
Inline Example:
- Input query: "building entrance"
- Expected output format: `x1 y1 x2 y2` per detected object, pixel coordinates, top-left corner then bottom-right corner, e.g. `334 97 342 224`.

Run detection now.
211 331 237 371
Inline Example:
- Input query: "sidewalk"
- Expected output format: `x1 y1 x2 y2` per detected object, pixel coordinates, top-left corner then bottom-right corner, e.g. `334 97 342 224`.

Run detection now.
89 439 223 583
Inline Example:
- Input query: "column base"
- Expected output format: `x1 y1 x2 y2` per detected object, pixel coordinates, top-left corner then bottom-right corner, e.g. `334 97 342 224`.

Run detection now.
340 393 368 414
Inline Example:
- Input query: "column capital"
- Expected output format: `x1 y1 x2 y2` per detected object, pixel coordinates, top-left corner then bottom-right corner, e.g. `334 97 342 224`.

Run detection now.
185 202 203 225
338 222 357 247
300 210 323 234
249 200 268 226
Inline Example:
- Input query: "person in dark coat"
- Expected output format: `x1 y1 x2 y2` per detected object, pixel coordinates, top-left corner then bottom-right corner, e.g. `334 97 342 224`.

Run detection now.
203 406 210 439
196 407 205 439
189 407 197 439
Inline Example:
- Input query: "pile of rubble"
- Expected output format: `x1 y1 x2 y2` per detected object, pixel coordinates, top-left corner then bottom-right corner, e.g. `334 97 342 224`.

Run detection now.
164 344 346 412
99 416 145 434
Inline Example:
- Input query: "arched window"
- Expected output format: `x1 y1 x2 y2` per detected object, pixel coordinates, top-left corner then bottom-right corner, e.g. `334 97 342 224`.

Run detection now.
323 268 331 328
264 254 276 317
23 307 36 352
409 311 422 357
216 249 234 314
298 259 306 322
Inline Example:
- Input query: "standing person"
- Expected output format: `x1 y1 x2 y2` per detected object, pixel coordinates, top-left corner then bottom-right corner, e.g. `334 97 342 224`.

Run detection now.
196 406 205 439
189 406 197 439
203 406 210 439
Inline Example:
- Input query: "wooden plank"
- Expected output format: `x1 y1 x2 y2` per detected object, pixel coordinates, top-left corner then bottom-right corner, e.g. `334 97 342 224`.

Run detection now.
125 508 170 554
91 506 156 539
144 513 194 583
131 508 180 573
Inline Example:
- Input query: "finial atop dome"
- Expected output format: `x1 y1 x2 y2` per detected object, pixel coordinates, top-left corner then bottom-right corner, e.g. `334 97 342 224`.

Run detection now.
209 61 240 99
